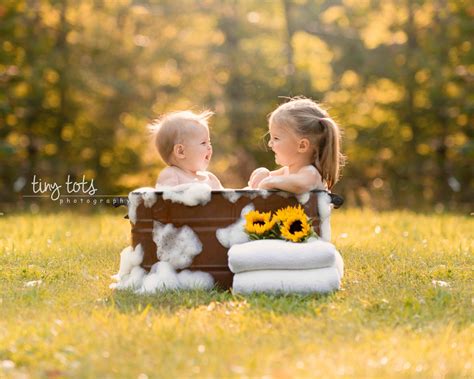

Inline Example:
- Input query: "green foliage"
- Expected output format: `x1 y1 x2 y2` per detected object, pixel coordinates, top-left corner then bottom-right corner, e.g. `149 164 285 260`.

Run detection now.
0 1 472 209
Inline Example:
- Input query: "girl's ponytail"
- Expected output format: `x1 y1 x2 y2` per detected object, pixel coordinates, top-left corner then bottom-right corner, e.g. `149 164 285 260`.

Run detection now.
316 117 343 190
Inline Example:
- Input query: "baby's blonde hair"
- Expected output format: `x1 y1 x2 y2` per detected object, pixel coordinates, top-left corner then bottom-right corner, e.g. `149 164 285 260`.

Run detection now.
269 97 345 189
149 110 214 164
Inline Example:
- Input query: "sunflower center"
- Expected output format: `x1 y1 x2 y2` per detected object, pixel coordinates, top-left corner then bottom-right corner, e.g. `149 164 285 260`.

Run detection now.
289 220 303 233
254 220 266 226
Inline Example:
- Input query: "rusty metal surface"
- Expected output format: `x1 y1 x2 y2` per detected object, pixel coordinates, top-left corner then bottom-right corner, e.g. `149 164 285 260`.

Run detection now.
130 190 328 289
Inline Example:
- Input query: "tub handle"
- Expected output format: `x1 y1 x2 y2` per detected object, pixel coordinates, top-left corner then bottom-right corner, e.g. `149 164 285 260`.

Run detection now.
329 193 344 209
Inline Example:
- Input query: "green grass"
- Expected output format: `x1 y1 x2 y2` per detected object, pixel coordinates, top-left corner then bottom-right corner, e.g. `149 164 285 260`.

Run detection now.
0 209 473 378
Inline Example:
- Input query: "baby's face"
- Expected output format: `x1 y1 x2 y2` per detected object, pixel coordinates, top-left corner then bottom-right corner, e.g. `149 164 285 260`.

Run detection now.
267 122 301 166
179 123 213 172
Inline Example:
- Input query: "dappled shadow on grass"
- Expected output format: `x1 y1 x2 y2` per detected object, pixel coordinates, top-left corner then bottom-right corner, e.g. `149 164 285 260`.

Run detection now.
108 287 338 316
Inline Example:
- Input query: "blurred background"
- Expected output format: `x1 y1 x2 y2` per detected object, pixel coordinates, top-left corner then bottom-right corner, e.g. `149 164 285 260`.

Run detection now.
0 0 472 211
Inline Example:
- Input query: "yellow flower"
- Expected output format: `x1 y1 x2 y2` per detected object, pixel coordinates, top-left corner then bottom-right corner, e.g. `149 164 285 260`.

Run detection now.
280 214 312 242
274 204 306 223
245 205 314 242
245 210 276 235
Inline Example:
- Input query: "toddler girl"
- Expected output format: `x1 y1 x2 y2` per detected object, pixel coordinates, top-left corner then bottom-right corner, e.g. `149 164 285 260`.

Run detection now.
151 110 223 189
248 97 344 193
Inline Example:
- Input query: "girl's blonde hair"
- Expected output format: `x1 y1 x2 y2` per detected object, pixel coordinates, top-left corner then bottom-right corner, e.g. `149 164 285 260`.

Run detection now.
269 97 345 189
149 110 214 164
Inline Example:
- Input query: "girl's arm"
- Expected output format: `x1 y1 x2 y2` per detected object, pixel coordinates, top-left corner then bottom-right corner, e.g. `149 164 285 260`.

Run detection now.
257 166 324 194
248 167 287 188
269 167 287 176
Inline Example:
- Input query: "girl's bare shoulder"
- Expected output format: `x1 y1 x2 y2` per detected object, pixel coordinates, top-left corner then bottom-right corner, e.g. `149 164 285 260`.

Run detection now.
298 165 320 176
298 165 325 189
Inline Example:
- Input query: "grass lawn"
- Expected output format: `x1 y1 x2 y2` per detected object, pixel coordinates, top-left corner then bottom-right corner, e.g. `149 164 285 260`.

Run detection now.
0 209 472 378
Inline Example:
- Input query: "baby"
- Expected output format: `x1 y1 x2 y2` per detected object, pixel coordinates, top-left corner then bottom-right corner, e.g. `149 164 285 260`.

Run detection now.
248 97 344 193
151 110 223 189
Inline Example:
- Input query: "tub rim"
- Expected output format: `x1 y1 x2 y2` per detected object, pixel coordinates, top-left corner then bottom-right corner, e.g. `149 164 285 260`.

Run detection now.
126 189 344 209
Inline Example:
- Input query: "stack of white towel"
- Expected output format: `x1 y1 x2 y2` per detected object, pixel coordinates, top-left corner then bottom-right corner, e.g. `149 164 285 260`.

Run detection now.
228 239 344 294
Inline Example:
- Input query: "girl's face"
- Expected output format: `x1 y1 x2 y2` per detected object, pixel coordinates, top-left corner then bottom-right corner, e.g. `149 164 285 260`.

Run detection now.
180 123 213 172
268 122 305 166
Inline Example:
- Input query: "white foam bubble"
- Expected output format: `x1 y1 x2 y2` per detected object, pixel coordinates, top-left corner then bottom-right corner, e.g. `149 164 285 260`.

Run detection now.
153 221 203 269
128 187 158 224
216 203 254 248
142 192 157 208
177 270 214 290
128 194 140 225
260 190 270 199
276 191 291 199
111 242 214 293
136 263 215 294
112 266 146 290
138 261 181 293
222 190 242 203
317 192 332 241
296 192 310 205
160 183 212 206
114 244 144 280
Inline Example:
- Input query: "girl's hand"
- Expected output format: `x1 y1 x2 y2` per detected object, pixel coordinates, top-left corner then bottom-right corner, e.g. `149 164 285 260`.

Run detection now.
248 167 270 188
257 176 277 190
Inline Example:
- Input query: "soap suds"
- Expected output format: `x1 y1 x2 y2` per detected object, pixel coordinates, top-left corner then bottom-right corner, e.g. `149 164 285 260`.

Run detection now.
216 204 254 248
222 190 242 204
137 261 181 293
159 183 212 206
111 266 146 290
177 270 214 290
111 247 214 293
317 191 332 241
153 221 203 269
260 190 270 199
276 191 291 199
128 187 158 224
296 192 310 205
129 183 213 224
111 244 144 280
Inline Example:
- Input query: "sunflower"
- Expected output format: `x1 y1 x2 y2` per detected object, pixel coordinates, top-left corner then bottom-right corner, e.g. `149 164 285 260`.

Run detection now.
279 213 313 243
274 204 306 223
245 210 277 236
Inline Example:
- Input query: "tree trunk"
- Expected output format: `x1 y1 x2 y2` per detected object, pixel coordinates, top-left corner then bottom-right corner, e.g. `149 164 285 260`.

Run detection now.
282 0 296 93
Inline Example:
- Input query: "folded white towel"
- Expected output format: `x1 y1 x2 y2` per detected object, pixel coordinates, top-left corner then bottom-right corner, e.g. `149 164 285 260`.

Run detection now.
334 250 344 279
232 266 341 294
228 239 336 273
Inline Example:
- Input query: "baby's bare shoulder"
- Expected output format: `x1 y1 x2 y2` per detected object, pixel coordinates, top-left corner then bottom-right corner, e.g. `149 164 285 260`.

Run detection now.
159 166 181 177
156 167 181 186
204 171 223 189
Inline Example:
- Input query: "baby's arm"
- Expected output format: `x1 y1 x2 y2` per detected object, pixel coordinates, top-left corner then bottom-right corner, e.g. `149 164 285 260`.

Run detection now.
156 167 180 187
208 172 224 190
258 166 324 194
